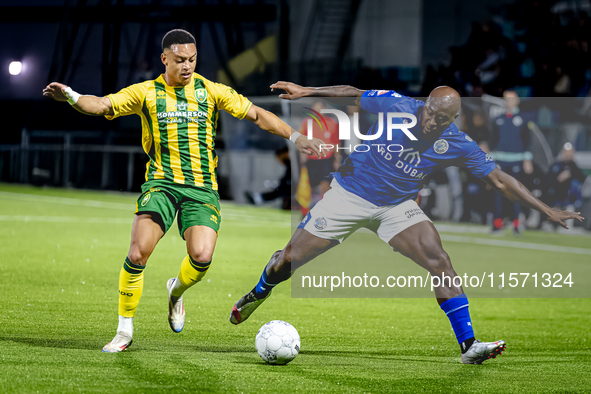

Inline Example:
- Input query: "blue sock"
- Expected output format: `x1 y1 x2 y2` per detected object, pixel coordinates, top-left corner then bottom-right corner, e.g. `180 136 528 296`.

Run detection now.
253 268 278 298
440 294 475 349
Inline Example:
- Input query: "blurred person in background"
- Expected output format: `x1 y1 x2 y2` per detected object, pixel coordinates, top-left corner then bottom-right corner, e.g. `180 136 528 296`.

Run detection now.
490 90 532 235
461 108 494 223
245 147 292 210
544 142 585 231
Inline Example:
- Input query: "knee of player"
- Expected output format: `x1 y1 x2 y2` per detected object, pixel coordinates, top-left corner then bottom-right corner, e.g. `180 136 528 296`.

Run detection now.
127 249 148 266
188 247 214 263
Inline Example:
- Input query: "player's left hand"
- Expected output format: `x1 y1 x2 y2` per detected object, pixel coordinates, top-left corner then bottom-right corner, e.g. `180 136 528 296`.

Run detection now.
295 136 326 159
546 209 584 229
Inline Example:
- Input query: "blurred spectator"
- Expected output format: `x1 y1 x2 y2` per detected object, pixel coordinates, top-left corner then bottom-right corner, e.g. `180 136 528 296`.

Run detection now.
490 90 532 235
245 147 292 210
546 142 585 215
460 108 494 224
463 108 491 152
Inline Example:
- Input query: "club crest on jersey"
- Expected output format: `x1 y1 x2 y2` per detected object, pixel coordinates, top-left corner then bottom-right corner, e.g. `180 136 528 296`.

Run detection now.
433 139 449 154
195 88 208 103
314 217 327 230
141 193 151 206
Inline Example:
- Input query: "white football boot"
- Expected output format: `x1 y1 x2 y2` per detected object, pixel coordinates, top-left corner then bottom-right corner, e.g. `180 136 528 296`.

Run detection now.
102 331 133 353
461 340 506 364
167 278 185 333
229 290 272 325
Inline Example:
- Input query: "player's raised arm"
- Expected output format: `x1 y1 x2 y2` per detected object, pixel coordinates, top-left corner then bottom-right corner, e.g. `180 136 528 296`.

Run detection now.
482 167 584 229
244 104 326 159
270 81 365 104
43 82 113 116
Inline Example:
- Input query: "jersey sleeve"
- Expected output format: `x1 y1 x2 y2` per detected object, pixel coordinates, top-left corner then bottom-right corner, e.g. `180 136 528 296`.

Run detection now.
360 90 408 114
211 82 252 119
460 141 497 178
105 82 147 120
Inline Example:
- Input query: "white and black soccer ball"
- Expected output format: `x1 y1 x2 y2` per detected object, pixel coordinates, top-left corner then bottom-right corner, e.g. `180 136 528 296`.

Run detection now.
255 320 300 365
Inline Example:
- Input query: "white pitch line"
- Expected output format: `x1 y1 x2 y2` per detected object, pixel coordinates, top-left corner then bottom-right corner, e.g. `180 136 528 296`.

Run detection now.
440 234 591 256
0 215 131 224
0 191 285 221
0 191 132 210
0 215 291 228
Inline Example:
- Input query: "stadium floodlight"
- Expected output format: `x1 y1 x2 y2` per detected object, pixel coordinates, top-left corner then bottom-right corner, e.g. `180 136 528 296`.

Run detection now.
9 61 22 75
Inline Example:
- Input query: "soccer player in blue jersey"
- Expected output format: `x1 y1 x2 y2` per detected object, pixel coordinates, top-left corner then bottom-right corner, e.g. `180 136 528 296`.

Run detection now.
229 82 584 364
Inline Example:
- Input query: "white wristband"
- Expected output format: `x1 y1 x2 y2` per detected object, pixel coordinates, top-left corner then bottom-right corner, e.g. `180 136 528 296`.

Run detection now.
289 132 302 143
64 86 81 105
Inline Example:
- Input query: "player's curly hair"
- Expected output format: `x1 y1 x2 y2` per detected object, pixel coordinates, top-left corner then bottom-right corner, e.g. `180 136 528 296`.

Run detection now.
162 29 196 51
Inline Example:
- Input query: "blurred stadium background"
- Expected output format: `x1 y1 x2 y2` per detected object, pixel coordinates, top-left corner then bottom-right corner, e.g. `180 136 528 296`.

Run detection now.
2 0 591 232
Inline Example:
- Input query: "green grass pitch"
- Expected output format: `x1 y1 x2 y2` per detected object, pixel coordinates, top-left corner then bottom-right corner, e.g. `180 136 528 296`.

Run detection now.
0 183 590 393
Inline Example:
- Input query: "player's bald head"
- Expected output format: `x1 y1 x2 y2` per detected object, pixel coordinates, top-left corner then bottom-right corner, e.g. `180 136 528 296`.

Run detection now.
427 86 461 117
419 86 461 139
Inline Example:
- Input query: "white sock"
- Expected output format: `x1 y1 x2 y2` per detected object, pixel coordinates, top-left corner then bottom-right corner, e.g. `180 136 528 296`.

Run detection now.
170 277 185 299
117 315 133 336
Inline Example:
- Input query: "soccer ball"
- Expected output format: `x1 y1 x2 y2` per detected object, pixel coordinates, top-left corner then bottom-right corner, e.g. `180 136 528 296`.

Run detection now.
255 320 300 365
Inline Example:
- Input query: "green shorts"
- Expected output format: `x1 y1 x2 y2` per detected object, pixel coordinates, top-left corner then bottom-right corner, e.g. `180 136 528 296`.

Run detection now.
135 179 221 239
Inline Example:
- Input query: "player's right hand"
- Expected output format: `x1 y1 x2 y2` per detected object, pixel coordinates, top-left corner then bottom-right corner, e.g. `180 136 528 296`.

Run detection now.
43 82 69 102
547 209 584 229
270 81 309 100
295 136 327 159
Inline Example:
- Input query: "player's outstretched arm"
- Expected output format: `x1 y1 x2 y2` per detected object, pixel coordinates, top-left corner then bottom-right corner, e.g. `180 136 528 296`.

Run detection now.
270 81 365 102
43 82 113 116
244 104 326 158
482 168 584 229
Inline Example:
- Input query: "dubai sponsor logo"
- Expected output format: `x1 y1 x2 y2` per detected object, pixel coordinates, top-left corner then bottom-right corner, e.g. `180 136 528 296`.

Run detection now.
433 139 449 154
314 217 327 230
196 88 208 103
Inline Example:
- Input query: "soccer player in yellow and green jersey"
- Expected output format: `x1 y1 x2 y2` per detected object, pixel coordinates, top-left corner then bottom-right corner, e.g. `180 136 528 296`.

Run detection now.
43 29 325 353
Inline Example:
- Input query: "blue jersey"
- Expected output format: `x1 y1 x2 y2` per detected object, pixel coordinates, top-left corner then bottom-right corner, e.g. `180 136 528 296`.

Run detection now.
333 90 497 206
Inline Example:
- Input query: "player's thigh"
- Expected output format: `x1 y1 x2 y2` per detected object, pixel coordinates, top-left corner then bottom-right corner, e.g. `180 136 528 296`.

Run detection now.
184 225 218 263
286 228 339 270
387 220 449 272
134 185 178 235
298 179 371 244
178 196 220 261
129 187 177 264
128 214 166 265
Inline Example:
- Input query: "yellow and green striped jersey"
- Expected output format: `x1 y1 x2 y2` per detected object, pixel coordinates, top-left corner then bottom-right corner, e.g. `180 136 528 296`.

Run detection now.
106 73 252 190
